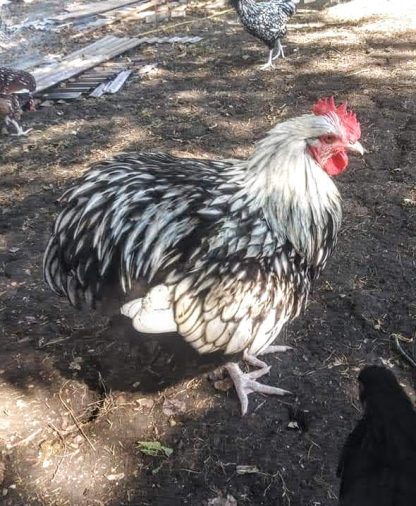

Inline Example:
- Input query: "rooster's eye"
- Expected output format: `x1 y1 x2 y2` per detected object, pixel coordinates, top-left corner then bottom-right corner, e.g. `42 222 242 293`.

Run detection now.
322 134 337 144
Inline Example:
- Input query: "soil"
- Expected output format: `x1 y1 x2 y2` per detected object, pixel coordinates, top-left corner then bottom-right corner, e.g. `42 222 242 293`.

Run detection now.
0 1 416 505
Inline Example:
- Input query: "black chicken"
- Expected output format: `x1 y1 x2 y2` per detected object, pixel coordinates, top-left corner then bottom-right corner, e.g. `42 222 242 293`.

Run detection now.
44 98 363 415
337 366 416 505
0 66 36 136
230 0 298 69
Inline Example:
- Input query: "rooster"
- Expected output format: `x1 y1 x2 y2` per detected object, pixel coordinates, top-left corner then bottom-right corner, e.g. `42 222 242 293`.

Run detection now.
44 97 363 415
230 0 298 69
0 66 36 136
337 366 416 505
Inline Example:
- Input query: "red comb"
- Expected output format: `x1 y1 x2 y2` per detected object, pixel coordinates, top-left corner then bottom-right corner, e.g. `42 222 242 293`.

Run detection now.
312 97 361 141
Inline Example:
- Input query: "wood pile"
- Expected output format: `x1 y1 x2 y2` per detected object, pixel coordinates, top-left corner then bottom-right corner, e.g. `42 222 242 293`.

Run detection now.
51 0 189 33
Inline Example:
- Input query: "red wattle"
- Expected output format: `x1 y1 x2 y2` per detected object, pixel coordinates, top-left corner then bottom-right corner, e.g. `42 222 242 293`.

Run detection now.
324 150 348 176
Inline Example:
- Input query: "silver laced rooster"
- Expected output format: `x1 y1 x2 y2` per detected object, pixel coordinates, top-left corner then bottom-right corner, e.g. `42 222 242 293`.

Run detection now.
230 0 299 69
44 97 364 415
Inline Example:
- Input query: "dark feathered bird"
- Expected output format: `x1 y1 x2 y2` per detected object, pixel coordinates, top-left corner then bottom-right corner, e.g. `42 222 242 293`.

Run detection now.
0 67 36 95
0 66 36 136
337 365 416 506
230 0 298 69
44 98 363 415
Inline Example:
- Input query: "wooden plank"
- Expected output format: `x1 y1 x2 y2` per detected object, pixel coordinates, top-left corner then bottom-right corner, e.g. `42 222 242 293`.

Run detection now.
73 75 116 80
63 35 118 60
33 37 143 92
90 82 109 98
43 92 83 100
65 0 144 13
70 80 107 86
64 86 95 91
107 69 132 93
89 69 130 97
69 0 167 39
53 0 149 21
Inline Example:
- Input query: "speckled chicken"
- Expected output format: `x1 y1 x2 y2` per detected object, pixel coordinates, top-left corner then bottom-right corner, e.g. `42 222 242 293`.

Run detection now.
0 66 36 136
230 0 299 69
338 366 416 505
44 98 363 415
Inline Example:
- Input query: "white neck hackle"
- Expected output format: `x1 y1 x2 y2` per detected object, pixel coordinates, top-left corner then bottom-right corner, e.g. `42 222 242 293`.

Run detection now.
243 114 343 261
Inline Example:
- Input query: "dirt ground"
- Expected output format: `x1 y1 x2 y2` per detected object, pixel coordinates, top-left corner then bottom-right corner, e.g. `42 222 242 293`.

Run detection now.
0 1 416 505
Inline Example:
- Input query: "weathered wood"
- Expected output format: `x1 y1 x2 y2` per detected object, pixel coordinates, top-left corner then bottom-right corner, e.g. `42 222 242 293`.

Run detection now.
43 92 83 100
89 82 108 98
64 85 95 91
33 36 143 92
89 69 131 97
107 69 132 93
32 33 200 94
53 0 149 21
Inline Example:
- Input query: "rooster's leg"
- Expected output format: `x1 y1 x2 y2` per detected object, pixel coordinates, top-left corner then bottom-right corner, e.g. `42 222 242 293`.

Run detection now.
225 361 291 415
272 39 285 60
7 118 32 136
260 49 274 70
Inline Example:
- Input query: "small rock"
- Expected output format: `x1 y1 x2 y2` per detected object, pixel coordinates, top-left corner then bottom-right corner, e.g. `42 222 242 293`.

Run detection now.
105 472 125 481
69 357 83 371
208 494 237 506
135 398 154 410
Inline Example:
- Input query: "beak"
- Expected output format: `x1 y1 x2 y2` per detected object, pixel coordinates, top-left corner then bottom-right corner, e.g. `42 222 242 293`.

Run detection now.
347 141 365 156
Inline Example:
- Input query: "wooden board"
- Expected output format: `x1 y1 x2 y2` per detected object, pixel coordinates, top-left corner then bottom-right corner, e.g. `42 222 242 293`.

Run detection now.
52 0 149 21
42 92 83 100
33 36 143 93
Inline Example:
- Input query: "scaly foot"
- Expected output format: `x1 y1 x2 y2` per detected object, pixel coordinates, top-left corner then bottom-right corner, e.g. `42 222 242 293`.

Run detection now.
225 361 291 415
260 49 274 71
259 61 274 71
11 127 32 137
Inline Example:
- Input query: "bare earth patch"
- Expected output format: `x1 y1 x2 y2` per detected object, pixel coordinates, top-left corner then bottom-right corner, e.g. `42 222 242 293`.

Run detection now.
0 1 416 505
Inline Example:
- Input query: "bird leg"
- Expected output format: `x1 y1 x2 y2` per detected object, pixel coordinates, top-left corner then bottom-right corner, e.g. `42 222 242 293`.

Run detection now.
272 39 286 60
260 49 274 70
6 117 32 136
224 348 292 415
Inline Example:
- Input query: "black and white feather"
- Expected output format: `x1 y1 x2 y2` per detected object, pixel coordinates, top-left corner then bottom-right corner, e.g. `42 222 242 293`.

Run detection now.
0 67 36 94
230 0 298 67
0 67 36 136
44 113 342 359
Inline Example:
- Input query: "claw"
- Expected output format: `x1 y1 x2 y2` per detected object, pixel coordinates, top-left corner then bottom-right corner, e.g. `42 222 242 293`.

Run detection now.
11 127 32 137
260 61 274 71
225 361 291 416
260 48 274 71
7 118 32 136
